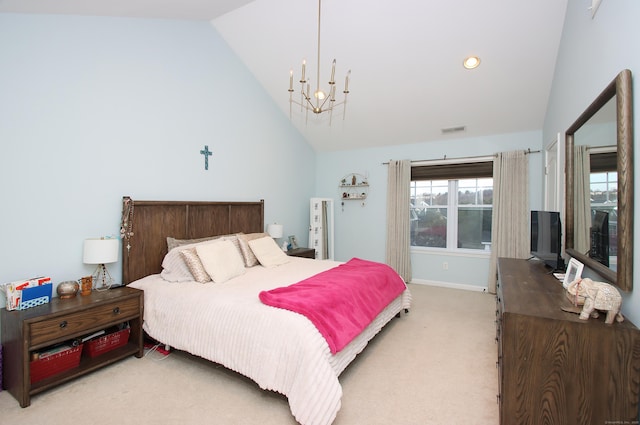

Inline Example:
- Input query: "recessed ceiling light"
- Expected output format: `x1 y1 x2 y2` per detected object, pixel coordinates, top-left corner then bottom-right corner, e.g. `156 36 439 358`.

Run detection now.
463 56 481 69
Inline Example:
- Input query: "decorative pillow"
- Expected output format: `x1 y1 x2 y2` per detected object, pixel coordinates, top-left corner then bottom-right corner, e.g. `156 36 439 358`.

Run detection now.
248 236 290 268
237 233 269 267
160 247 195 282
160 239 222 282
179 248 211 283
196 240 246 283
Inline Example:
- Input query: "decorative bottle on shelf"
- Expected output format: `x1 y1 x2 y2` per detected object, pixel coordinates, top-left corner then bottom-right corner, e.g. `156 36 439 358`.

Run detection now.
352 175 356 185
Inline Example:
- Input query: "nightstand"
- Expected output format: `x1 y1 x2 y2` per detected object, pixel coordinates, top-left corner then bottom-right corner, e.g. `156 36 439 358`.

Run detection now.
286 247 316 259
1 286 144 407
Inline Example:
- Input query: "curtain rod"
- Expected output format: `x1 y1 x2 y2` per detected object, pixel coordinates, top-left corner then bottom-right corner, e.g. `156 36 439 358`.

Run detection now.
381 148 541 165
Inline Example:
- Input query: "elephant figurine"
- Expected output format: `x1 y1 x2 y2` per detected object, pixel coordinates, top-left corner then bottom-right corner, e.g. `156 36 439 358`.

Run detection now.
566 278 624 324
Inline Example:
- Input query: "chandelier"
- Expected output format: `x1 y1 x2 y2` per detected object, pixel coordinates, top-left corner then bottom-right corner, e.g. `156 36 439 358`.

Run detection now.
288 0 351 124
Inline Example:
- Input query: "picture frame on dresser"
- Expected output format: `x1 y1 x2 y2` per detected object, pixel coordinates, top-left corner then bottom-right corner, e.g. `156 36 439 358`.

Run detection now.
563 257 584 289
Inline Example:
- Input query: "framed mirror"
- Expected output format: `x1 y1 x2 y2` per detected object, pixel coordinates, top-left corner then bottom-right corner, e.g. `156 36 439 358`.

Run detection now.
565 69 634 292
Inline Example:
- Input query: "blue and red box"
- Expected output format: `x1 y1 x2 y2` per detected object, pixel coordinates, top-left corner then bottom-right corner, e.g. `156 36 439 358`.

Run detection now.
2 276 52 311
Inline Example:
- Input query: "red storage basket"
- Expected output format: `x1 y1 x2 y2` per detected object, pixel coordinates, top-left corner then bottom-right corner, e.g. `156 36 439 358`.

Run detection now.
85 328 130 358
30 344 83 384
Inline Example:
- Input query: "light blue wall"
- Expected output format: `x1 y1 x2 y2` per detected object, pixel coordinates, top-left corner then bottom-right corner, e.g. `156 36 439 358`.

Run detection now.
0 14 315 311
316 131 544 290
543 0 640 324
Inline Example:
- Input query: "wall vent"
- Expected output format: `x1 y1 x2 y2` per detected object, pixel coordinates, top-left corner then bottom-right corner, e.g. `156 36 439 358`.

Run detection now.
441 126 466 134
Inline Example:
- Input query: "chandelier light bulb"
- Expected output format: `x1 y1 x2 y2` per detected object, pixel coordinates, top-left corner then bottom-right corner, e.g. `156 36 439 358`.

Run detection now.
315 90 326 100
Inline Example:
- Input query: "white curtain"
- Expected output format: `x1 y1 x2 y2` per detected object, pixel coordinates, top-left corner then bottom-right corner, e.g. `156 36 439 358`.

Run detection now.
574 145 591 255
386 159 412 282
487 151 530 293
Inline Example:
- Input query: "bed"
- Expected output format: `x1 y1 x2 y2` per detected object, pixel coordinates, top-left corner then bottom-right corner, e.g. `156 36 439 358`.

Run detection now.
120 197 411 425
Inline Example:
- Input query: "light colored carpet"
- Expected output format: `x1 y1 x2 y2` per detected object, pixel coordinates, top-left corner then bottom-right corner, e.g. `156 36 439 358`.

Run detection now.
0 284 499 425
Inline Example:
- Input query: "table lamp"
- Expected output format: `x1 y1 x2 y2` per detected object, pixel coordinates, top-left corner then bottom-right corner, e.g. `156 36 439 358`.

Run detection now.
83 238 119 291
267 223 286 250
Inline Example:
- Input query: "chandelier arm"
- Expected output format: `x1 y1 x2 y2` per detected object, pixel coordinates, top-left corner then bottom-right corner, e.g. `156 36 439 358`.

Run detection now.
303 95 316 110
292 96 339 113
316 94 332 112
290 98 306 108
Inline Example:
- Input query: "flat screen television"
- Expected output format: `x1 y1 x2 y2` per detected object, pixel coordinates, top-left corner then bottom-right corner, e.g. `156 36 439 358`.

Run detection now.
590 210 610 268
530 210 565 271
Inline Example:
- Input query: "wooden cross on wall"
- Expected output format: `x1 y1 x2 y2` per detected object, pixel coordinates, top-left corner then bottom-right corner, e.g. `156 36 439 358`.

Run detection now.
200 145 213 170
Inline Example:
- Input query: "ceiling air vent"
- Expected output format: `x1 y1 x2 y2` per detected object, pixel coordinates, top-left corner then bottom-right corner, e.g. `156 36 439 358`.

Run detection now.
441 126 466 134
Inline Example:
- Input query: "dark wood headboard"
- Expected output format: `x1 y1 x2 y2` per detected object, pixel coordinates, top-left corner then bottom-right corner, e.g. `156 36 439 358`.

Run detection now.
121 197 264 284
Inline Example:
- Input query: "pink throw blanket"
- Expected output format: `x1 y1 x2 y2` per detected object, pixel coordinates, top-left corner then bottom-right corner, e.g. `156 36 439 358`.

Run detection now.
259 258 407 354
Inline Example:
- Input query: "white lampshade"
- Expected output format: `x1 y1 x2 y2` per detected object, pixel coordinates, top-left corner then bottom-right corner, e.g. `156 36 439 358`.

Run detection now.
267 223 284 239
83 238 119 264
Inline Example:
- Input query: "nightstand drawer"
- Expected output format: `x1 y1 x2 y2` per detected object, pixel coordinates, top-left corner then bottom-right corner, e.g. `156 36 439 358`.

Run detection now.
29 298 139 348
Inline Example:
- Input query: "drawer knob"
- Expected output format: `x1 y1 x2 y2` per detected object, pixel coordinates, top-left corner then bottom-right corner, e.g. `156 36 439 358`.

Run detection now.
113 307 120 314
59 320 68 328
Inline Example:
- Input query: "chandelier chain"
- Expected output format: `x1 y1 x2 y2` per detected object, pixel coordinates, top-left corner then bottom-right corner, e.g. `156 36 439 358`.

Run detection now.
316 0 322 98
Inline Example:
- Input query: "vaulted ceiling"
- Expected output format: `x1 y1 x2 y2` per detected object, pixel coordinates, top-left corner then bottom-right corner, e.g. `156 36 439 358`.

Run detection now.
0 0 570 152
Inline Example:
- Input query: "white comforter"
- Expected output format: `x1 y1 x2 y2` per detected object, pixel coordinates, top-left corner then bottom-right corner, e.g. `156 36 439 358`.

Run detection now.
129 257 411 425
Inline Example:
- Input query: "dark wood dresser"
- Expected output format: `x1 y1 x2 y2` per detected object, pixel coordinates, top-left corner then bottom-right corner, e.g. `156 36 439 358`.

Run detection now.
496 257 640 424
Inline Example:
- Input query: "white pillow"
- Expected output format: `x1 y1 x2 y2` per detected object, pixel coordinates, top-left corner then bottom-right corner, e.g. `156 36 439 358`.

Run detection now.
248 237 290 268
196 240 246 283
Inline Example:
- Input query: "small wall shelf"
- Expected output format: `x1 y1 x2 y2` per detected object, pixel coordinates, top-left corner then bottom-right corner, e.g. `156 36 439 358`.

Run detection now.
339 173 369 201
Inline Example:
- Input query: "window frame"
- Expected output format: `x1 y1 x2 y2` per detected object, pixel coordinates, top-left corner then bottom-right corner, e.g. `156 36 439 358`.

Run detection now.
410 159 494 255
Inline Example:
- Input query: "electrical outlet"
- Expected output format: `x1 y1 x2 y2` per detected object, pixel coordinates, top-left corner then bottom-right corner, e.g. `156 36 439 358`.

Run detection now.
443 262 448 270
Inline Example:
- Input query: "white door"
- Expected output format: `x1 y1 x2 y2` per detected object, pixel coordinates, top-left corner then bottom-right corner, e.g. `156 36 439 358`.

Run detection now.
309 198 334 260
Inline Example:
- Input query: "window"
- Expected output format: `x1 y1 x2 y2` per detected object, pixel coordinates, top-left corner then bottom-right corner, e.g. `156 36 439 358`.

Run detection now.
589 152 617 255
410 180 449 248
410 161 493 251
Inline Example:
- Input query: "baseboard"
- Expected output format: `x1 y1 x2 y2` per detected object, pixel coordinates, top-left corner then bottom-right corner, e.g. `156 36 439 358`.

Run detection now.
409 278 488 293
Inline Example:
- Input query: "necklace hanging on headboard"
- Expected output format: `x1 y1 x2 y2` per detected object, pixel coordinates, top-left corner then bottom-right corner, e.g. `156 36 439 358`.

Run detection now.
120 197 135 255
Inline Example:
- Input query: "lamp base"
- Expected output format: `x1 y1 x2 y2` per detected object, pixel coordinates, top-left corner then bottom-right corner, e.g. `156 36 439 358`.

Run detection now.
93 264 115 291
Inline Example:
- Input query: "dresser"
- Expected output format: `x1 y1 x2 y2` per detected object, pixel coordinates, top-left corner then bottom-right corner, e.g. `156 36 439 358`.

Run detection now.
496 258 640 424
